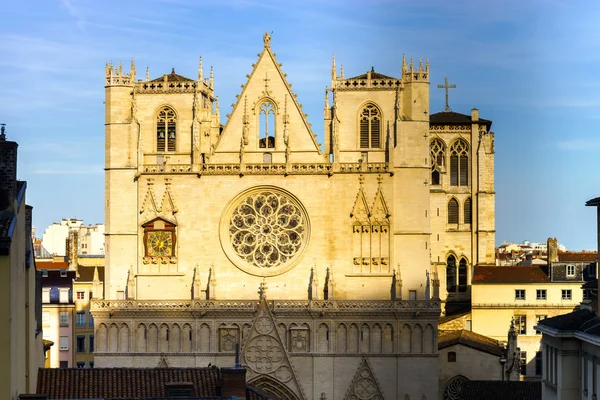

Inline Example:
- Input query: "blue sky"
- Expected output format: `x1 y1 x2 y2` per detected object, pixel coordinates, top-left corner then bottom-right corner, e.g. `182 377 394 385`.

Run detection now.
2 0 600 250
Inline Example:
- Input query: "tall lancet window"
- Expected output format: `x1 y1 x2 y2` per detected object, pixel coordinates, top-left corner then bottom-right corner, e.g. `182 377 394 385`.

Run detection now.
259 101 275 149
450 139 469 186
157 106 177 152
359 104 381 149
430 139 445 185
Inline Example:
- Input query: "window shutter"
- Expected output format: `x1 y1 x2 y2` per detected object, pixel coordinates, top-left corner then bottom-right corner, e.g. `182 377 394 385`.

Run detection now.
448 199 458 224
459 156 468 186
167 122 176 152
450 155 458 186
370 118 380 148
157 124 166 152
464 198 472 224
446 256 456 292
360 118 369 148
458 259 467 292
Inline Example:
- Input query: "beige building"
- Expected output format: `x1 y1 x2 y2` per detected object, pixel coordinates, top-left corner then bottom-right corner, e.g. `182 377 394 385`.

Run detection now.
472 265 583 380
0 126 45 399
73 258 104 368
41 219 105 257
92 34 496 399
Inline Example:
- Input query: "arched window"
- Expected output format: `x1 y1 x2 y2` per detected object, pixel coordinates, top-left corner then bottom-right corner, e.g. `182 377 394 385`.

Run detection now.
157 106 176 152
450 139 469 186
359 104 381 149
448 198 459 224
430 139 445 185
259 101 275 149
458 258 467 292
446 255 456 293
464 197 472 224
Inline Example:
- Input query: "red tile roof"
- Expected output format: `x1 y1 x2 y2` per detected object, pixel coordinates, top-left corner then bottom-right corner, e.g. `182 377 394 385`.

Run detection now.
472 266 550 284
36 261 68 270
36 367 268 399
557 251 598 262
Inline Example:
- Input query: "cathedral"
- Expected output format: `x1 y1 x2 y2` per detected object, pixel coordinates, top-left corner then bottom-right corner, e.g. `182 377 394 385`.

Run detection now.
92 32 495 399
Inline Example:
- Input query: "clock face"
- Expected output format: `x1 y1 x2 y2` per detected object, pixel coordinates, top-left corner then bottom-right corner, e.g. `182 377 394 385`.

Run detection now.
147 231 173 257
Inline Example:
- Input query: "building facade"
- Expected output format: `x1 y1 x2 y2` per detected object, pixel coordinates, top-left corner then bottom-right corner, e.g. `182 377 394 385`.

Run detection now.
0 126 45 399
92 34 496 399
41 219 105 257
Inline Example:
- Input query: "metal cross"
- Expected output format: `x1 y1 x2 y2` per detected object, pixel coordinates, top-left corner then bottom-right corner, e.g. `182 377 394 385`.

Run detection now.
263 72 271 90
437 77 456 112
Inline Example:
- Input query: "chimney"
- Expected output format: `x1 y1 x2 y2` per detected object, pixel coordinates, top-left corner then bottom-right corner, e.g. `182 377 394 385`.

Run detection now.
220 367 247 400
547 237 558 263
0 124 18 211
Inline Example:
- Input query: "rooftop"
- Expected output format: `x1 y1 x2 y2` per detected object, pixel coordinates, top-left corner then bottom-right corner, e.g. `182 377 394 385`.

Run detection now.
438 329 503 356
472 266 550 284
460 381 541 400
430 110 492 130
37 367 268 400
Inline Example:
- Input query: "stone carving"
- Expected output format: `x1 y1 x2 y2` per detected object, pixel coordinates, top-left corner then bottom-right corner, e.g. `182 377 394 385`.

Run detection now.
219 328 238 352
442 375 469 400
345 358 385 400
241 299 306 400
227 189 308 273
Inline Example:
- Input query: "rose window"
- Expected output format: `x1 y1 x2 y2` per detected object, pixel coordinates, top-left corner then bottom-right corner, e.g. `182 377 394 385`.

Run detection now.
229 191 305 268
222 188 309 276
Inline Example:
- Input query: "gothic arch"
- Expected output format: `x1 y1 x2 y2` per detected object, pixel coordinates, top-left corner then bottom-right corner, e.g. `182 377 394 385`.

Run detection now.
357 102 383 149
400 324 411 353
458 257 468 293
170 323 182 352
348 323 359 353
97 323 108 352
108 323 119 352
424 324 435 353
383 323 394 353
449 138 469 186
119 323 130 352
317 323 329 353
147 323 158 352
360 324 371 353
198 323 210 352
447 197 459 224
136 323 147 352
255 98 278 149
249 374 301 400
371 323 383 354
430 137 446 185
336 323 347 353
412 323 423 354
154 105 178 152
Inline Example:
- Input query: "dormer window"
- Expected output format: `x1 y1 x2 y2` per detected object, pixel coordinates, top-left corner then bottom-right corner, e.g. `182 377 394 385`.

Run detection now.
566 264 575 277
359 104 381 149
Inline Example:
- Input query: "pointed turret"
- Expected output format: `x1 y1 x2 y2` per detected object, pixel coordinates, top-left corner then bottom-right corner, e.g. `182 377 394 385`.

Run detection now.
326 265 335 300
402 53 408 74
92 266 101 300
127 266 135 299
432 266 440 300
309 266 319 300
198 56 203 82
145 66 149 82
192 264 202 299
419 57 423 72
331 54 336 81
209 66 214 88
341 64 344 80
209 264 217 299
130 57 136 81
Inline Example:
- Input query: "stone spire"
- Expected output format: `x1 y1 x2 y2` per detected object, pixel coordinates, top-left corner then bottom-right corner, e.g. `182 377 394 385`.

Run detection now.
432 266 440 300
209 66 214 88
263 30 271 49
192 264 202 299
198 56 203 82
215 96 220 120
127 265 135 300
424 270 430 300
130 57 136 81
0 123 5 141
402 53 408 74
391 265 402 300
92 266 101 299
309 266 319 300
331 54 336 80
145 66 149 82
340 64 344 80
209 264 217 300
325 264 335 300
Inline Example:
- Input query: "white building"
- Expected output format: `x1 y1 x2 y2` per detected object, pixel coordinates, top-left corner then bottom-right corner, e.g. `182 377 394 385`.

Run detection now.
40 219 104 256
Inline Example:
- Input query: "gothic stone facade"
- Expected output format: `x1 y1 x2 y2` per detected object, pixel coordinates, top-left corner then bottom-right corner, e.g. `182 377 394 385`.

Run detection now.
94 33 495 399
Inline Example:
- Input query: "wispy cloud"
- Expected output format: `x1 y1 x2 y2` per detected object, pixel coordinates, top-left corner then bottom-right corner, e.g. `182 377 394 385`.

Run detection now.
60 0 86 30
556 139 600 151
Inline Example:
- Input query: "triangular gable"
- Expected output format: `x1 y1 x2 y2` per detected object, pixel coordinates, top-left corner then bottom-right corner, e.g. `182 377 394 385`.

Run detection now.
371 183 390 225
157 356 169 368
140 183 158 216
159 183 178 216
242 298 306 400
213 33 322 156
350 187 371 225
344 358 386 400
